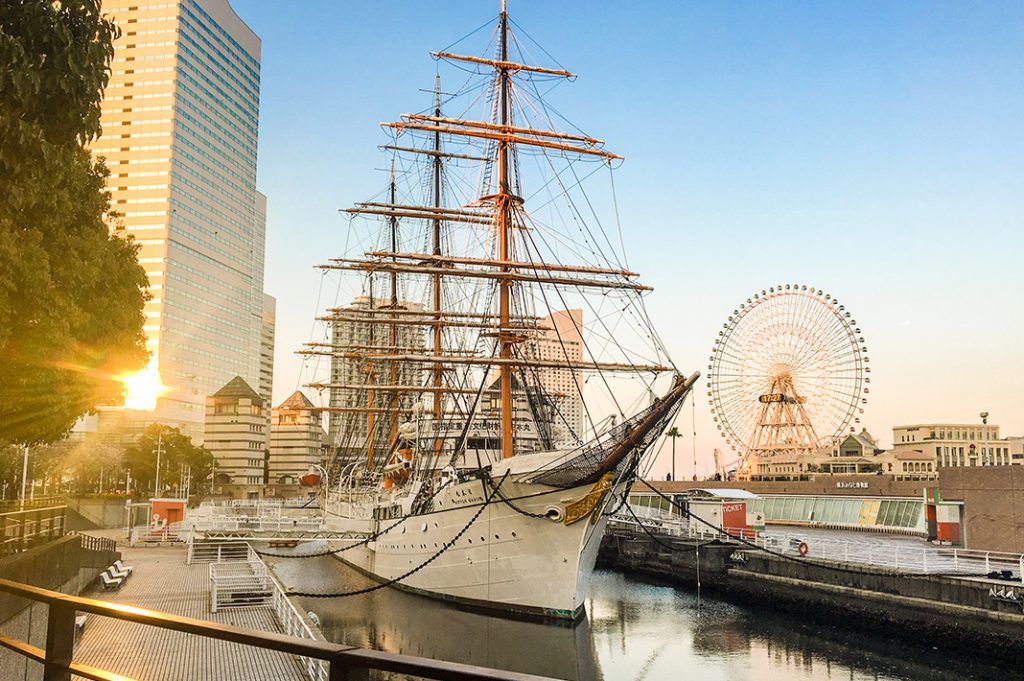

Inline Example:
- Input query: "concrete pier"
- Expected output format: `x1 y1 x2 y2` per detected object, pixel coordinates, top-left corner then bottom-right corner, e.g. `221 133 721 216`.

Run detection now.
72 543 309 681
598 526 1024 665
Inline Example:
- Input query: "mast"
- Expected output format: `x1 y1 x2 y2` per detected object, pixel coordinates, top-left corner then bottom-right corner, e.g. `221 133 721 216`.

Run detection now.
431 75 444 455
497 2 514 459
387 161 400 449
320 1 641 470
365 278 376 467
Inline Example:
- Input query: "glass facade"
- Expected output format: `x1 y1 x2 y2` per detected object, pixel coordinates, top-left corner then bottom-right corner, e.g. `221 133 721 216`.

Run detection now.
91 0 266 443
761 495 925 531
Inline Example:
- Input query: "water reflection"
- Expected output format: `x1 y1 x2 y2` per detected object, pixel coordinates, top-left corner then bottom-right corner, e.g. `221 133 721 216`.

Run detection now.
269 556 1018 681
270 554 599 680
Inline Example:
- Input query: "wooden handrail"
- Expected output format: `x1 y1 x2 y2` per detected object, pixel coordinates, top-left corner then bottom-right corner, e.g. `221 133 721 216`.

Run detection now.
0 577 555 681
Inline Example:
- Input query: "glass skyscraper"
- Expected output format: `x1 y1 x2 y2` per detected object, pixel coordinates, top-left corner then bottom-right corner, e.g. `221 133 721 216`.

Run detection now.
89 0 271 442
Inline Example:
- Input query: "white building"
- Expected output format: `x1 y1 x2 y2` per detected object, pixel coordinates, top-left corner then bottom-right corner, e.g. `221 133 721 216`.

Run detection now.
524 309 584 445
892 423 1015 468
204 376 267 498
327 297 424 461
268 391 325 494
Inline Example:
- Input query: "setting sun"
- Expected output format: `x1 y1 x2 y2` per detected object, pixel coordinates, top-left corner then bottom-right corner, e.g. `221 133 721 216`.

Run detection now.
120 360 168 411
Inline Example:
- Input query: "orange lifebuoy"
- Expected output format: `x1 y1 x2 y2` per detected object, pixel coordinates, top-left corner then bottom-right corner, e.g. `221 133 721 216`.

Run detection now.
798 541 809 557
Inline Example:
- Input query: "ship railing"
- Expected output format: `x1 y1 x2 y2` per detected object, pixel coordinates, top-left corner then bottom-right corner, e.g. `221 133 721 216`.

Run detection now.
191 515 325 533
751 532 1024 583
0 577 555 681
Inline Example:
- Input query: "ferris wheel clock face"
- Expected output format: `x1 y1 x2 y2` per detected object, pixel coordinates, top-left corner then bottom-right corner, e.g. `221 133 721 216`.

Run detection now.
707 285 868 458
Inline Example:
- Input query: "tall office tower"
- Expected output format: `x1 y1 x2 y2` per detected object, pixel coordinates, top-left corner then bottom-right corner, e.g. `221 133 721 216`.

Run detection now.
327 297 424 463
88 0 265 443
259 292 276 449
526 309 585 445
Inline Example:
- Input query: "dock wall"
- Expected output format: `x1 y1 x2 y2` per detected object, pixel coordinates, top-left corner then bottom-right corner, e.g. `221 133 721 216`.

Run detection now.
598 531 1024 665
0 536 120 681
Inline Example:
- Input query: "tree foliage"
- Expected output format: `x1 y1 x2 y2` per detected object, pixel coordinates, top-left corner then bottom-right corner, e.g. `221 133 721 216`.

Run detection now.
124 424 213 495
0 0 149 445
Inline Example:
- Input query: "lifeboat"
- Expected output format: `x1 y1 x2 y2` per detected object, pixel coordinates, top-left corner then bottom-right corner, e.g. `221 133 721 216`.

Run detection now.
382 448 414 490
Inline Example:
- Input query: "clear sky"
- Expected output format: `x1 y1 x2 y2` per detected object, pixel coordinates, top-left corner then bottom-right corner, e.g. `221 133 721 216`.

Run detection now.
231 0 1024 478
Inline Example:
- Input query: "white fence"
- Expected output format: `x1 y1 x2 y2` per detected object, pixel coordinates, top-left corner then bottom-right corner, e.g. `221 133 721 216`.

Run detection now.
266 563 328 681
130 521 183 545
611 509 1024 583
199 537 327 680
209 559 273 612
751 532 1024 583
188 539 256 565
190 515 325 533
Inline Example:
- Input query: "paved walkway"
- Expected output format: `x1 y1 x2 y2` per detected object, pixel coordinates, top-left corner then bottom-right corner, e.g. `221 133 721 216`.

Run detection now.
74 542 309 681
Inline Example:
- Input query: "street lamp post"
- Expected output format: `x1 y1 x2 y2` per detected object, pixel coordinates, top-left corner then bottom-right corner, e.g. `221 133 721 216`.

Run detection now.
154 432 164 497
19 444 29 512
666 427 682 482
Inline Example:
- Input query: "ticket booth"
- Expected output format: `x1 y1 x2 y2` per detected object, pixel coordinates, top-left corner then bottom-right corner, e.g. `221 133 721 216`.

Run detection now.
684 488 764 537
924 487 962 545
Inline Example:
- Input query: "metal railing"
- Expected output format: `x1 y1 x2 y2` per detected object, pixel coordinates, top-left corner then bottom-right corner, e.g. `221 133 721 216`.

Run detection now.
751 531 1024 583
68 532 117 554
0 496 66 514
190 515 325 533
612 509 1024 583
209 560 273 613
0 506 66 557
0 577 553 681
187 539 255 564
130 521 182 545
266 557 330 681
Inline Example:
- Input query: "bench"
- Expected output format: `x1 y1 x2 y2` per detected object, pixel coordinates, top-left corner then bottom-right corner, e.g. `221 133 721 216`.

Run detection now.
98 560 135 590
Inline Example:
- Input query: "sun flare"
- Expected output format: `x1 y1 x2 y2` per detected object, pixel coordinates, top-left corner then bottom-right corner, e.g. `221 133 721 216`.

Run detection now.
120 361 168 411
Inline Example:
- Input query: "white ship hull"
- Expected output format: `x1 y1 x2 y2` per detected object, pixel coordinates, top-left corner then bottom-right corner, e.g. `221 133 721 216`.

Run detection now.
324 471 616 620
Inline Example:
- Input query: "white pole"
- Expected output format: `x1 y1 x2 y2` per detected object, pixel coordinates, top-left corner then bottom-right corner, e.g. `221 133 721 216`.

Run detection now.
154 433 163 497
19 445 29 512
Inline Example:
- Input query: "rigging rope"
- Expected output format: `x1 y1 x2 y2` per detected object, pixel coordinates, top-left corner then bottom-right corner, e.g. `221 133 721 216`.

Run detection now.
282 472 508 598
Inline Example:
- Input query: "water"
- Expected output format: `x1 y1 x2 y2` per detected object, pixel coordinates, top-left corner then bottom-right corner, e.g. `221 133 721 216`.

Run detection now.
268 555 1019 681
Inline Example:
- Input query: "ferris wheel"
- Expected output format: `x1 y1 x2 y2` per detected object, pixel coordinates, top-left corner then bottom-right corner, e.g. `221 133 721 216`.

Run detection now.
707 285 868 463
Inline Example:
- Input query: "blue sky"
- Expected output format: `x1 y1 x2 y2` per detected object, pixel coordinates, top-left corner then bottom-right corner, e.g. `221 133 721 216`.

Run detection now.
232 0 1024 476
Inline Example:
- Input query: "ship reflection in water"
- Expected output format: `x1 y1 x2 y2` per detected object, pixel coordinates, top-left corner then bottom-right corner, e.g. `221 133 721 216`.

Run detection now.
270 556 1010 681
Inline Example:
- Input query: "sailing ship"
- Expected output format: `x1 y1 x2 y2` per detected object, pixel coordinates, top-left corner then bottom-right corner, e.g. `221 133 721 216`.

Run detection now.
306 3 698 620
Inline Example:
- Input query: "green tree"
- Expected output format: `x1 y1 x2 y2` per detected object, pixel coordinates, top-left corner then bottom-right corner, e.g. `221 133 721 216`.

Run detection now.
124 425 213 496
0 0 149 445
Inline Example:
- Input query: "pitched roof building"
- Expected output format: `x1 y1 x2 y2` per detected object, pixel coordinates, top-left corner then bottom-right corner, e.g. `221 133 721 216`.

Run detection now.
268 390 325 495
204 376 267 498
